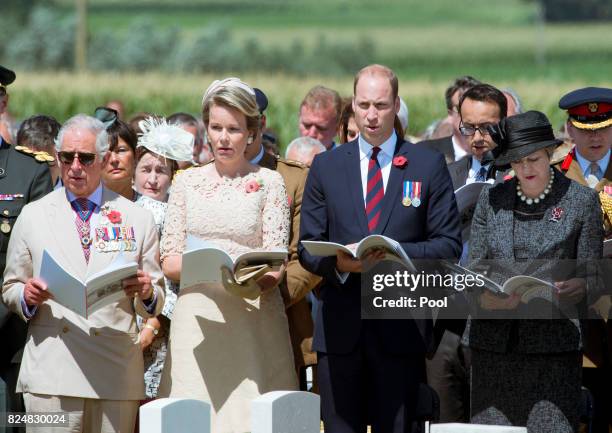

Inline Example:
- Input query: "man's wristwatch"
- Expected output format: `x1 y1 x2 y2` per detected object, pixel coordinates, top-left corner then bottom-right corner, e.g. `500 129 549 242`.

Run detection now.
144 323 159 336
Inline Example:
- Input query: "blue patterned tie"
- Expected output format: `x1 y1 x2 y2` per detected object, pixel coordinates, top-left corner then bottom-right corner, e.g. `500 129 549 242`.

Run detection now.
475 166 487 182
72 198 95 263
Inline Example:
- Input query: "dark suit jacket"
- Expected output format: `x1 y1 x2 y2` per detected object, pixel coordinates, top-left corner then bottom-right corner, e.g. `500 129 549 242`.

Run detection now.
447 154 504 191
419 135 455 164
467 171 604 353
298 138 462 355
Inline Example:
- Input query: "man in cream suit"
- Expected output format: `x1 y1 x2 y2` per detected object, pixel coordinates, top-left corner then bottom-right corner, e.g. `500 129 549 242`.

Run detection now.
1 115 165 433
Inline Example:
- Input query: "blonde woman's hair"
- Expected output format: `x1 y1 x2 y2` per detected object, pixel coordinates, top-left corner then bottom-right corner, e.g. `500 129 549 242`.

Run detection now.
202 80 261 135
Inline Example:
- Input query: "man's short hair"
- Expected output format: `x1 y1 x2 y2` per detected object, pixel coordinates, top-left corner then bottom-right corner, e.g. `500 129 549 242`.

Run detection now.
444 76 481 111
459 84 508 119
285 136 326 160
55 115 109 157
168 112 204 146
353 64 398 100
17 115 61 153
300 85 342 121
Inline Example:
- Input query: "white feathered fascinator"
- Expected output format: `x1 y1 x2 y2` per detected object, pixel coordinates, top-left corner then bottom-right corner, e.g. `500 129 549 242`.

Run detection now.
137 117 194 162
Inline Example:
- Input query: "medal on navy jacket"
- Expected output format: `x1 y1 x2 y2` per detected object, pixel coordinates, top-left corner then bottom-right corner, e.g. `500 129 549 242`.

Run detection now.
402 180 422 207
95 204 136 253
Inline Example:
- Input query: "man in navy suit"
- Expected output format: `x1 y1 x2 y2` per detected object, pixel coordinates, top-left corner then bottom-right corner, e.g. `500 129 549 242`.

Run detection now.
298 64 462 433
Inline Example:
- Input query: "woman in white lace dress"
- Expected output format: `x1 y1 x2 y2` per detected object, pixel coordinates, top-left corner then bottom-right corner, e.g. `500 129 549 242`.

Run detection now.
158 78 297 433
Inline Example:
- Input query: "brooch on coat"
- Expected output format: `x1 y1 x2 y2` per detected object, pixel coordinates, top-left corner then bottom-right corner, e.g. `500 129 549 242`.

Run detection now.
95 204 136 252
549 207 564 223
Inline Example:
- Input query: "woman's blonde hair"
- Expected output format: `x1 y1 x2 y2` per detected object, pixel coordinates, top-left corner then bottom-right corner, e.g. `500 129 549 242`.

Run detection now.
201 79 261 136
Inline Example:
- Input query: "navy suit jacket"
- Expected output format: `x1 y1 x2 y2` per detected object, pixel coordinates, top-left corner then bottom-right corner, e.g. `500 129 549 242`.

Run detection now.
298 138 462 355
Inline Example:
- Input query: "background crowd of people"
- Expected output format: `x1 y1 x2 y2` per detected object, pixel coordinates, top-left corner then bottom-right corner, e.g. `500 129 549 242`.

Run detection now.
0 61 611 433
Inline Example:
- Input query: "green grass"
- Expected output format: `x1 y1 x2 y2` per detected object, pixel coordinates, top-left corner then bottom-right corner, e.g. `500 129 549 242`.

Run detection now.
8 71 609 150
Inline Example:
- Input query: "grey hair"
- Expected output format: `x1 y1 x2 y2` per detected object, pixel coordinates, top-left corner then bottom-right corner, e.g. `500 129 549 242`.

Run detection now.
54 114 109 157
285 136 326 159
502 87 523 115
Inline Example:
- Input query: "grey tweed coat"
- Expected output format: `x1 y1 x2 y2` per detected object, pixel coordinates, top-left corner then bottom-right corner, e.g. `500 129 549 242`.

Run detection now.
467 170 604 353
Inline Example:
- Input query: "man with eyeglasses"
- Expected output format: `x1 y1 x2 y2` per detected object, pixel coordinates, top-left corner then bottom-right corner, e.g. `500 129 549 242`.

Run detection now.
0 65 53 433
427 83 508 424
447 84 508 191
1 114 165 433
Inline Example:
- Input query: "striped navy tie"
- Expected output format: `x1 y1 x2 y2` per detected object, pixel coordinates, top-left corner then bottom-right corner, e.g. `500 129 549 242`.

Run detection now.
366 146 384 232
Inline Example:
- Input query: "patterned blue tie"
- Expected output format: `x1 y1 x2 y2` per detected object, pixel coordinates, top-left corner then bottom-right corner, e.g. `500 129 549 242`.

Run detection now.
475 166 487 182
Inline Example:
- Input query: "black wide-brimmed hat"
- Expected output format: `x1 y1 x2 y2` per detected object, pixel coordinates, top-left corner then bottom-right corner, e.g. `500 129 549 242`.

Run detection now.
0 65 16 89
489 110 563 167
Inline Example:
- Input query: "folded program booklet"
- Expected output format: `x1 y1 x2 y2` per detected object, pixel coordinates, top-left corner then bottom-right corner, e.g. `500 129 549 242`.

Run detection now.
180 236 288 290
39 250 138 318
301 234 416 272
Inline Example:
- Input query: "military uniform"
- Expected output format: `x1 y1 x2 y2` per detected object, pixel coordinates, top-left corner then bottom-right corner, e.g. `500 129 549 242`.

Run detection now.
555 87 612 433
258 151 322 373
0 138 52 431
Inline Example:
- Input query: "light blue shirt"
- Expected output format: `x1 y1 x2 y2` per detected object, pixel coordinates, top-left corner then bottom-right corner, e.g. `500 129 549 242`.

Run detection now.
575 148 610 180
358 131 397 202
249 145 265 164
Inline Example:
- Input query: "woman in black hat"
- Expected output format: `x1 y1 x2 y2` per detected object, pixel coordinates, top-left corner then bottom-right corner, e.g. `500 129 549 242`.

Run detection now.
466 111 604 432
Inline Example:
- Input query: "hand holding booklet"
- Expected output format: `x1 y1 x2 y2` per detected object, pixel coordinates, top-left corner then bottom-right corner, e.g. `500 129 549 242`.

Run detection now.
442 261 557 304
301 234 416 272
180 236 288 290
39 249 138 318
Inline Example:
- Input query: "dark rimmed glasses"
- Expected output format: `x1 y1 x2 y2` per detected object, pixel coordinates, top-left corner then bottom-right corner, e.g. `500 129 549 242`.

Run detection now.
58 151 97 166
459 123 496 136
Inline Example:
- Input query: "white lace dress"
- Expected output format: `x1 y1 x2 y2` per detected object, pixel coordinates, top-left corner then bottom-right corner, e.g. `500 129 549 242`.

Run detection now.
158 165 297 433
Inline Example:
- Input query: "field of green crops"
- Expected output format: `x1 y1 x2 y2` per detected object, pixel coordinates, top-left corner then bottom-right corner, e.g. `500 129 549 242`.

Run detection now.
6 0 612 148
9 71 610 149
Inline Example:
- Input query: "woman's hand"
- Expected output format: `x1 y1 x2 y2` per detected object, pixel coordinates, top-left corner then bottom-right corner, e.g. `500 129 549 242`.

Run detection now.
139 318 160 351
554 278 586 304
257 262 287 292
479 291 521 310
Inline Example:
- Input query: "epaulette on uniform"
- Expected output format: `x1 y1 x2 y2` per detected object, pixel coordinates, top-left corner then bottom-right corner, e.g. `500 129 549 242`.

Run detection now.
14 146 55 165
277 156 307 169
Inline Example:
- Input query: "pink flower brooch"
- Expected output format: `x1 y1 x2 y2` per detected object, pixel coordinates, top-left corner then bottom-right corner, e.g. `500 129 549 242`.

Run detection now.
246 178 263 193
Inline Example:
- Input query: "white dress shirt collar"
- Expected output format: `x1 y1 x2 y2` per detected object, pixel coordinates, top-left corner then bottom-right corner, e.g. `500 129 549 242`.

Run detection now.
452 135 468 161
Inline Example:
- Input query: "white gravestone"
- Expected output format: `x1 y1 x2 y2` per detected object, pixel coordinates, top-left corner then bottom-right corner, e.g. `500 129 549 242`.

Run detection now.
252 391 320 433
140 398 211 433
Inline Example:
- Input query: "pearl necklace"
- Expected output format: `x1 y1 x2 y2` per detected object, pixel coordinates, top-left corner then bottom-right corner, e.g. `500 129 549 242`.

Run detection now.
516 167 554 205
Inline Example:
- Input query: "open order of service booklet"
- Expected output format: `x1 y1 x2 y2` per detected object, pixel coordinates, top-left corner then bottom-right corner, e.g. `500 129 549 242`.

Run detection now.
443 261 557 304
301 234 416 272
39 249 138 318
180 236 288 290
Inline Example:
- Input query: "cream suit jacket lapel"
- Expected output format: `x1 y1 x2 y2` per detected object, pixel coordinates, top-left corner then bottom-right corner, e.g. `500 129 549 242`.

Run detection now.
48 188 88 280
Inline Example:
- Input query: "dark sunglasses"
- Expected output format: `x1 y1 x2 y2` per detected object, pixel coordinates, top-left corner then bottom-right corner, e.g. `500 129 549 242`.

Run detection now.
58 151 97 166
94 106 118 128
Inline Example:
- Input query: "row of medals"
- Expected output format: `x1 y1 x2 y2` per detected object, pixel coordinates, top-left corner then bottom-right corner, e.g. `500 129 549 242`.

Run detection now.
402 196 421 207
